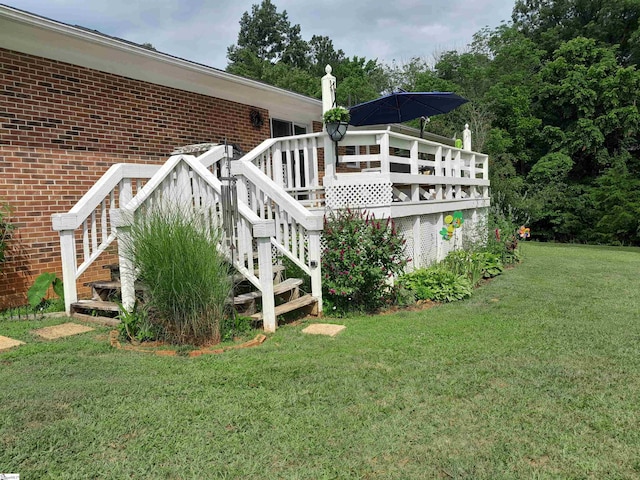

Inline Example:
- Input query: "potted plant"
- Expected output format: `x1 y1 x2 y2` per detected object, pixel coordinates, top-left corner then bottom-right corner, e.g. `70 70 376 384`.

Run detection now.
323 106 350 142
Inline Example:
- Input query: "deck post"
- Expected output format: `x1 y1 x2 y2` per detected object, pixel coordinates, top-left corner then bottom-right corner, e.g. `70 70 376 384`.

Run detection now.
308 231 323 313
110 208 135 313
118 226 136 313
58 229 78 314
321 65 336 113
254 221 276 332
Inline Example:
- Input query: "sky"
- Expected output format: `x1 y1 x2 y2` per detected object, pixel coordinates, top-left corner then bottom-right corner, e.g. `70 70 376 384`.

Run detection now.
4 0 515 70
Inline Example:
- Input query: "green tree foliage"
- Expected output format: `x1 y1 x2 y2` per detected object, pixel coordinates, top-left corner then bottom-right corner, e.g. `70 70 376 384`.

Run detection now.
226 1 385 103
227 0 299 66
512 0 640 65
537 38 640 176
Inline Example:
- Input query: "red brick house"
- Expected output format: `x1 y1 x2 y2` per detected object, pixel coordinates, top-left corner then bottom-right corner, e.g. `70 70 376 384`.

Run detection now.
0 5 323 308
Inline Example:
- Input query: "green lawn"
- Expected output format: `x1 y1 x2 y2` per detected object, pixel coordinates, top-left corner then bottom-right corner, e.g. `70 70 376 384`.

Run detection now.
2 243 640 479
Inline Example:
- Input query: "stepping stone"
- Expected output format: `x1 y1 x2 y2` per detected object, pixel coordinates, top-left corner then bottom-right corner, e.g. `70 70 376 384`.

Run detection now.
302 323 346 337
33 322 94 340
0 335 25 352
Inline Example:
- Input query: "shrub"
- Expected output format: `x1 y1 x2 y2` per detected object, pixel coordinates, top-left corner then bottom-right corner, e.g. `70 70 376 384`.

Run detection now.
322 209 408 315
400 267 473 303
27 272 64 309
117 303 158 343
126 206 233 345
441 250 484 286
473 252 504 278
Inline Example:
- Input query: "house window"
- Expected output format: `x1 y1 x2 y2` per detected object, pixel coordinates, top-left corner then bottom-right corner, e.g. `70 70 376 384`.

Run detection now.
270 119 309 188
271 118 307 138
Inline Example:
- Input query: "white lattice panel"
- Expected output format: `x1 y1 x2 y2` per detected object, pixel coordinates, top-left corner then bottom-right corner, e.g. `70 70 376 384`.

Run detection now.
462 207 488 248
395 217 415 271
326 182 392 209
420 214 439 268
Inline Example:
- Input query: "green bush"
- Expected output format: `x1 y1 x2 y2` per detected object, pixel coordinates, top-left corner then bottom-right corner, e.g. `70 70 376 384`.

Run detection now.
400 267 473 303
322 208 408 315
126 206 233 345
27 272 64 308
441 250 484 286
117 303 158 343
473 252 504 278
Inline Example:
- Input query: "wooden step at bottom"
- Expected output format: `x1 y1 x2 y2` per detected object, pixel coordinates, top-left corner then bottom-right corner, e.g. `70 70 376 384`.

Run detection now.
250 294 316 321
71 299 120 314
83 280 147 302
233 278 303 305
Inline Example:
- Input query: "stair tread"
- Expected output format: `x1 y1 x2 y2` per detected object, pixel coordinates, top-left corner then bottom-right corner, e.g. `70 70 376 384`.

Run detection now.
71 299 120 312
250 294 316 320
232 265 285 283
84 280 147 290
233 278 303 304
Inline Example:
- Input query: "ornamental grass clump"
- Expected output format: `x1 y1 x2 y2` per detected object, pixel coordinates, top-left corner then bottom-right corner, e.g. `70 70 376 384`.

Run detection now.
322 208 408 315
127 206 232 345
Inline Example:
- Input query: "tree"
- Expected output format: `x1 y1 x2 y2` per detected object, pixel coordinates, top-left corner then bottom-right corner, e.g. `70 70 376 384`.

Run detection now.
226 1 387 102
308 35 345 77
512 0 640 65
536 37 640 177
227 0 291 67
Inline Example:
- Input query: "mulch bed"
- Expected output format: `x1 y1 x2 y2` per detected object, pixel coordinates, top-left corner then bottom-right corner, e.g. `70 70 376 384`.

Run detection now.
109 330 267 357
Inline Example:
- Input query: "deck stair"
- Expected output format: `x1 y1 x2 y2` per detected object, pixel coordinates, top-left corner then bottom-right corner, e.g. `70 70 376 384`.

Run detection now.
70 263 315 322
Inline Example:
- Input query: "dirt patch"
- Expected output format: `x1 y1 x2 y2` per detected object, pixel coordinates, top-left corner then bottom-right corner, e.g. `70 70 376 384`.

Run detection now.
32 322 94 340
0 335 25 352
109 330 267 357
379 299 438 315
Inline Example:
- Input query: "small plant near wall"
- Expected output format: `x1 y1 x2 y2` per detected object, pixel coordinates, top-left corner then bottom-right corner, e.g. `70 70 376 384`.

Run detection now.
27 272 65 310
322 208 408 315
0 200 15 271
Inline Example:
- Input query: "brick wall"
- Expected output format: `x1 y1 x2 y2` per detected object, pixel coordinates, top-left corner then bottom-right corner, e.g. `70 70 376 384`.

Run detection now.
0 48 275 308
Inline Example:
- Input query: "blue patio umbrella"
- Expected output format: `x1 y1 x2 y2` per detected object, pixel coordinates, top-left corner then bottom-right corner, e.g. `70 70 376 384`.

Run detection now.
348 91 468 129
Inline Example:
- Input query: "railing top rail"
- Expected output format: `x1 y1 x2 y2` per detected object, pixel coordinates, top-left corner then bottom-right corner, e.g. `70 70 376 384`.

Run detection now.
52 163 159 231
233 160 324 231
240 132 325 165
340 129 488 158
120 154 268 232
197 144 233 168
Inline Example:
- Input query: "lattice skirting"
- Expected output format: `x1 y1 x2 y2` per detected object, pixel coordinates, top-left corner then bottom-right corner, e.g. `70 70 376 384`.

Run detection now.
393 207 488 272
325 182 393 209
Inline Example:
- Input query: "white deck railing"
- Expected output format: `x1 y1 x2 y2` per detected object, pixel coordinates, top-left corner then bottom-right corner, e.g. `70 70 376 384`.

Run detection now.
110 152 279 330
231 158 324 311
325 129 490 215
49 147 263 320
241 133 326 207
